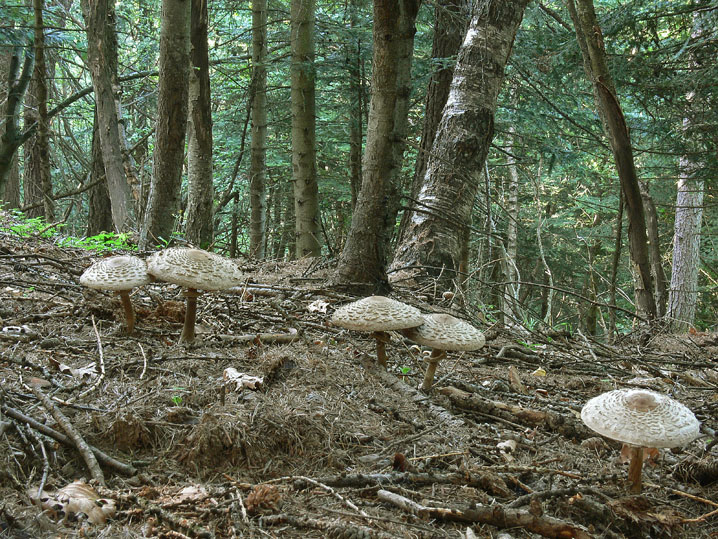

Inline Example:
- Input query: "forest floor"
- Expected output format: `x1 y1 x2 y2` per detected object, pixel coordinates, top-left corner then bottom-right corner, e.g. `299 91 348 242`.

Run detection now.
0 214 717 539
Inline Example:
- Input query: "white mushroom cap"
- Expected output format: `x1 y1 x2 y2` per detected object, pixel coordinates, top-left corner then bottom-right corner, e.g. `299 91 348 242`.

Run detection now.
581 389 700 448
147 247 244 291
403 313 485 351
80 255 150 291
330 296 423 332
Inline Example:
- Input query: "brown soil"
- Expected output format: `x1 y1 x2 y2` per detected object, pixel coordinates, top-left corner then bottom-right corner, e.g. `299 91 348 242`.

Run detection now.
0 219 716 538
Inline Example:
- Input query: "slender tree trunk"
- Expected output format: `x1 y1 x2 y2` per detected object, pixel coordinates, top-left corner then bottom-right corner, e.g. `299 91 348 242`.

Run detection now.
608 194 624 342
87 108 113 235
1 45 33 202
502 117 521 324
347 0 363 211
568 0 656 321
24 0 54 221
140 0 191 249
249 0 268 258
666 8 708 332
390 0 530 291
384 0 422 254
291 0 321 258
395 0 468 247
185 0 214 249
640 182 667 317
333 0 407 292
81 0 135 232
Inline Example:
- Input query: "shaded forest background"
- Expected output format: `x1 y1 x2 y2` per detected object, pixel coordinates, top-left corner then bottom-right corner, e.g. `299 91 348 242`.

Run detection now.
1 0 716 337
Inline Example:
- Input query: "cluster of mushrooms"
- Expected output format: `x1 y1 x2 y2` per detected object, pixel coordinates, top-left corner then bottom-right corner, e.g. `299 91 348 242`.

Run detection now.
330 295 486 391
80 248 244 342
82 254 702 494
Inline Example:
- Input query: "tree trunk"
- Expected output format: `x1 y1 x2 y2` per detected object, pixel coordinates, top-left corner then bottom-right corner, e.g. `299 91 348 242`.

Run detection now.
291 0 321 258
1 44 33 203
81 0 136 233
384 0 422 254
395 0 468 247
185 0 214 249
333 0 407 292
666 8 708 332
390 0 530 291
568 0 656 321
502 119 521 324
24 0 54 221
87 108 113 236
140 0 191 249
249 0 268 258
640 182 667 317
608 194 624 342
346 0 363 211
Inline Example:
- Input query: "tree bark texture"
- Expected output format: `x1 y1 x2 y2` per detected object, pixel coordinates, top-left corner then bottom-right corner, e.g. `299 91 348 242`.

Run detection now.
141 0 191 249
396 0 468 247
0 44 33 202
81 0 135 233
24 0 54 221
347 0 363 212
390 0 530 291
249 0 268 258
291 0 321 258
383 0 421 253
333 0 409 291
569 0 657 321
639 183 667 317
87 108 113 235
185 0 214 250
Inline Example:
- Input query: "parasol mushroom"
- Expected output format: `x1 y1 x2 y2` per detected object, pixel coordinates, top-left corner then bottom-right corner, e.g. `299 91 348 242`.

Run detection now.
402 313 485 391
581 388 700 494
330 296 423 369
147 247 244 342
80 255 151 335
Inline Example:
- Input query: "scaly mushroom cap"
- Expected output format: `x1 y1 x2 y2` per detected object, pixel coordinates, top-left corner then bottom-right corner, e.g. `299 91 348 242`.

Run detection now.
147 248 244 291
581 389 700 448
330 296 423 332
80 255 150 291
403 313 485 351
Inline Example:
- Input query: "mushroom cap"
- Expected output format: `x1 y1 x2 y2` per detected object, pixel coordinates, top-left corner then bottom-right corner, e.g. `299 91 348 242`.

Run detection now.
330 296 423 332
147 247 244 291
403 313 486 351
581 389 700 448
80 255 150 291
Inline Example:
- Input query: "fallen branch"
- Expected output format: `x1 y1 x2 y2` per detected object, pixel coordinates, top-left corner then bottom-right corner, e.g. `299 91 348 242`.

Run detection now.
377 489 591 538
260 513 395 539
1 404 136 476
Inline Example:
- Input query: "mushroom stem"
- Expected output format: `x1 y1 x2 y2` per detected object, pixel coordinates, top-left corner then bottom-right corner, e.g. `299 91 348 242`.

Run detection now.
372 331 391 369
421 348 447 391
117 291 136 335
181 288 200 343
627 445 645 494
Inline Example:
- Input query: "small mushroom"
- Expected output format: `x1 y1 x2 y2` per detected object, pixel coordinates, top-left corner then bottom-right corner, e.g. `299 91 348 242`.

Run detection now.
147 247 244 343
581 388 700 494
402 313 485 391
80 255 150 335
330 296 423 369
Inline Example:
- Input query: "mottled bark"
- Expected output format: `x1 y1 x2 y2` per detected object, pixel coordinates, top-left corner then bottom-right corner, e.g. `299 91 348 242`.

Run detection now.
291 0 320 258
390 0 530 291
185 0 214 249
81 0 135 232
333 0 406 291
141 0 191 248
249 0 268 258
640 183 667 317
568 0 656 320
395 0 468 247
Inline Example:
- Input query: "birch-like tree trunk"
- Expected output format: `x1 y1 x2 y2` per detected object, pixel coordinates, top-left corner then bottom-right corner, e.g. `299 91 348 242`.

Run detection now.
140 0 191 249
185 0 214 249
81 0 136 232
568 0 656 321
390 0 530 291
249 0 268 257
291 0 321 258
